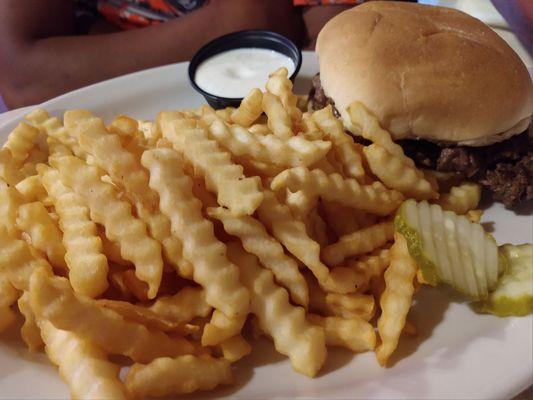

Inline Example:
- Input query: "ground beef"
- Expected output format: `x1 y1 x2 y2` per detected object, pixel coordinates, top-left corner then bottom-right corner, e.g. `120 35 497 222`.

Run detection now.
481 155 533 207
309 73 340 117
309 74 533 209
400 131 533 207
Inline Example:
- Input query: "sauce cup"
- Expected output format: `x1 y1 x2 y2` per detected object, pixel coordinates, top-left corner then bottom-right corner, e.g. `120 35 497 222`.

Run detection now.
188 30 302 109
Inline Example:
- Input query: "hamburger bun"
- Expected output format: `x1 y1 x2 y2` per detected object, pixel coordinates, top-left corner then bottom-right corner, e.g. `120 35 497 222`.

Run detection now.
316 1 532 146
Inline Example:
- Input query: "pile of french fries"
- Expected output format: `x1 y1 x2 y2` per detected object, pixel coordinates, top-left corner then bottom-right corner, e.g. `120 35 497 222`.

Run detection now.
0 68 483 399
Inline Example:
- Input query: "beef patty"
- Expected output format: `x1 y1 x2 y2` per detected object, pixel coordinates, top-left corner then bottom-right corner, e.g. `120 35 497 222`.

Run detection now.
309 73 533 208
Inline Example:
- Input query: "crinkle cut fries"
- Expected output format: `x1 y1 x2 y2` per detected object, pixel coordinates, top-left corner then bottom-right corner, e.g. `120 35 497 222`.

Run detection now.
0 67 482 399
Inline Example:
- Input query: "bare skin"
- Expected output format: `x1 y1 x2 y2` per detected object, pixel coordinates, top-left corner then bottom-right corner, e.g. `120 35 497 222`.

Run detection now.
302 5 352 50
0 0 351 108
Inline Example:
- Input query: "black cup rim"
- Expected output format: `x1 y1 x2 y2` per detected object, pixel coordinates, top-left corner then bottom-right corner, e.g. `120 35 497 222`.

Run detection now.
188 29 302 105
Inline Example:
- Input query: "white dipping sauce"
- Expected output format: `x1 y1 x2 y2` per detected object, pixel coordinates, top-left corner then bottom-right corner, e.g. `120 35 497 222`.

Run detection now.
194 48 295 98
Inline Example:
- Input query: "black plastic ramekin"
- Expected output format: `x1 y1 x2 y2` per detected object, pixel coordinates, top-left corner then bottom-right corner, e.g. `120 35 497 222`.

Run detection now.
188 30 302 109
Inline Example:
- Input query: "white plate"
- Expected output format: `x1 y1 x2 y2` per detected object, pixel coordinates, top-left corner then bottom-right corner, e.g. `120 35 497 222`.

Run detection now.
0 51 532 400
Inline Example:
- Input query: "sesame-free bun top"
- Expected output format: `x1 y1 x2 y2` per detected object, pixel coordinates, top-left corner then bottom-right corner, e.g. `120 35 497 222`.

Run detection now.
316 1 532 145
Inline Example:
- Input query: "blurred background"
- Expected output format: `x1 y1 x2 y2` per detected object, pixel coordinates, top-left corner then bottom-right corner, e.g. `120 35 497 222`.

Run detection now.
0 0 531 115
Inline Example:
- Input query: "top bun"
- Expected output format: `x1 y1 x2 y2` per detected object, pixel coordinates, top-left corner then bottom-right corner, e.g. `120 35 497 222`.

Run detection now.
316 1 532 145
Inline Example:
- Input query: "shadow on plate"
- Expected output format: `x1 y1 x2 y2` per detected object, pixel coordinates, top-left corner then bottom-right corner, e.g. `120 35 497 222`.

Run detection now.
387 286 454 367
318 346 356 377
187 335 285 399
478 192 533 217
0 315 51 379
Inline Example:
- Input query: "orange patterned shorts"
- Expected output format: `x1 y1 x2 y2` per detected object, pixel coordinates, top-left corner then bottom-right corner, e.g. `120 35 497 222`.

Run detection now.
293 1 362 4
90 0 366 30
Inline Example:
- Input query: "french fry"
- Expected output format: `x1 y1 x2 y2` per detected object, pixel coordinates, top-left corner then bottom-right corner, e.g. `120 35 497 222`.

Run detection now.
308 314 375 352
376 233 418 367
347 102 407 161
0 276 18 333
265 67 302 123
208 119 331 168
25 109 81 156
64 111 191 277
307 207 330 247
304 272 371 318
97 299 196 335
39 165 109 297
0 185 24 237
257 191 360 294
148 287 211 324
141 148 249 317
107 114 140 144
29 269 193 363
322 220 394 266
0 148 24 186
312 105 365 179
139 118 161 138
231 88 263 127
26 146 49 165
16 202 68 271
296 95 309 113
325 293 376 321
241 159 284 178
52 156 163 298
17 291 43 351
5 122 40 164
348 248 391 292
248 123 270 136
262 92 293 139
67 112 155 206
321 201 362 238
215 107 235 123
348 102 438 199
121 269 150 303
98 227 131 267
300 112 320 137
363 144 438 200
285 189 317 221
159 114 263 216
202 310 247 346
226 242 327 377
107 267 135 301
435 182 482 215
402 320 418 337
39 320 129 400
467 209 483 223
14 175 51 205
0 226 52 291
47 137 73 158
191 176 218 209
207 206 308 307
124 355 233 399
271 167 403 216
284 190 329 246
219 334 252 362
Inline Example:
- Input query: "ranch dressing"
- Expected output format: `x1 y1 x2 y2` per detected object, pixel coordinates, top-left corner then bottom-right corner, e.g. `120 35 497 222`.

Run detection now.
194 48 295 98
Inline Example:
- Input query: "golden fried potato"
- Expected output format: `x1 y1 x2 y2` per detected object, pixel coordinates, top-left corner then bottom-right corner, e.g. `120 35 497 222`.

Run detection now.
227 242 326 377
125 355 233 399
141 148 249 317
376 233 418 366
39 320 129 400
208 206 308 307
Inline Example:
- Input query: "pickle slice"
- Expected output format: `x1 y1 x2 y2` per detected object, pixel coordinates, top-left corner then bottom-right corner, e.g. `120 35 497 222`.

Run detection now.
395 199 499 300
476 244 533 317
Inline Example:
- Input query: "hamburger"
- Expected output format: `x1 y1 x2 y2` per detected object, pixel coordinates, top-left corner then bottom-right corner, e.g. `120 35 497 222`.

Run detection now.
309 1 533 208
